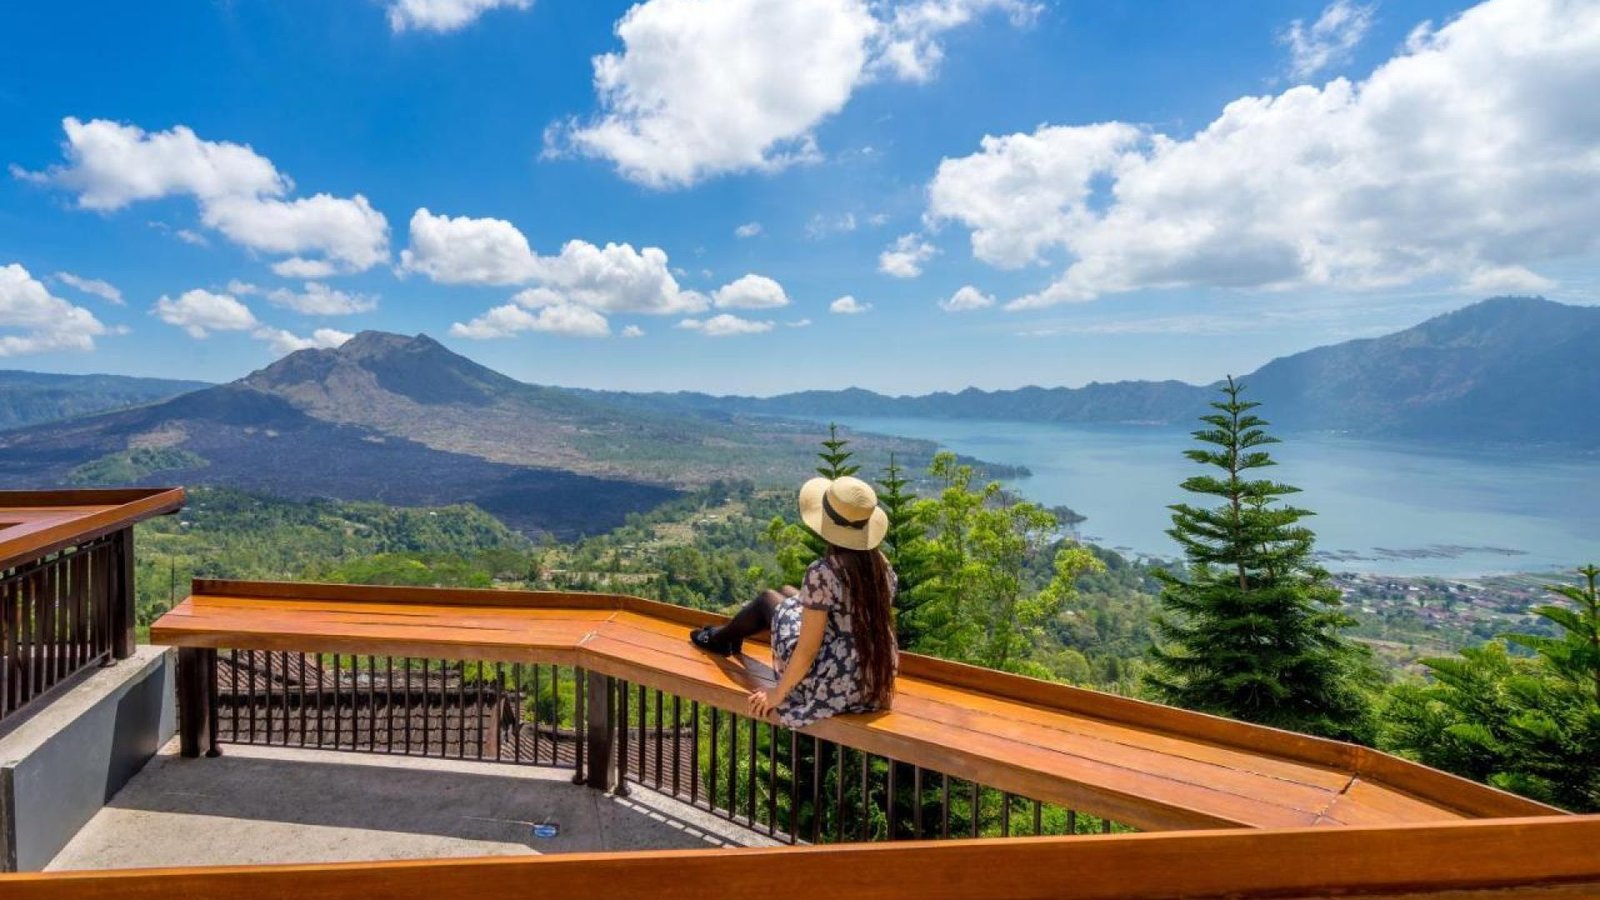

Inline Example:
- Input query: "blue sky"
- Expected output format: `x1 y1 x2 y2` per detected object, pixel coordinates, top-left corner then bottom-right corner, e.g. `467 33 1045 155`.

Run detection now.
2 0 1595 394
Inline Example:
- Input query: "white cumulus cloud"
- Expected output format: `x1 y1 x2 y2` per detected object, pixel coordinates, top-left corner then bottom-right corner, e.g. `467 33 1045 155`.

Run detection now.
0 263 109 356
400 208 710 315
829 295 871 314
1281 0 1376 80
54 271 124 305
735 222 763 238
253 326 354 355
19 118 389 275
878 233 938 278
940 285 995 312
621 324 645 337
153 289 258 339
677 314 774 337
450 301 611 339
873 0 1042 83
386 0 532 33
264 282 379 316
925 0 1600 310
712 273 789 309
549 0 1035 188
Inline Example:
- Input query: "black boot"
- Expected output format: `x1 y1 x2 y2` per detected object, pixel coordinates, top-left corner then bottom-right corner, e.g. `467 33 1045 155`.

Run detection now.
689 625 741 657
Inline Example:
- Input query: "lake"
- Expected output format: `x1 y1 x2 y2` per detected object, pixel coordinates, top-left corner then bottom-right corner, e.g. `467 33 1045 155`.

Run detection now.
837 417 1600 578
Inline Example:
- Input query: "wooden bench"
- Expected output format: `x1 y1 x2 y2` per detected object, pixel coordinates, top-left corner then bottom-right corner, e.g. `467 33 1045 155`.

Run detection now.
149 579 1560 832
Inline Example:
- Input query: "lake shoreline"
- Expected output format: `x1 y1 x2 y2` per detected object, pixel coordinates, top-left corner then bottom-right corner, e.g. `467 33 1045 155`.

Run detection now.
829 416 1598 581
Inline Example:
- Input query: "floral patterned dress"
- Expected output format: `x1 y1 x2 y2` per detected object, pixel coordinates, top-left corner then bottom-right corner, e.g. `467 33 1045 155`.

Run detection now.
769 556 897 728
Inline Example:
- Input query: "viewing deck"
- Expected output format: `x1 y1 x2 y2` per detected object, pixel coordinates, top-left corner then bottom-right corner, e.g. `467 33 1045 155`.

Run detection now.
148 579 1555 831
0 488 184 571
4 498 1596 898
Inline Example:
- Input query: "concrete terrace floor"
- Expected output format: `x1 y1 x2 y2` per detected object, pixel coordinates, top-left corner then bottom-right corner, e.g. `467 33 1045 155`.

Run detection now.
48 740 778 871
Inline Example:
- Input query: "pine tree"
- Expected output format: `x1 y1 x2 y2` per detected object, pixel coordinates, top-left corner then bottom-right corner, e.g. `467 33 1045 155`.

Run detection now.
816 423 861 479
1381 565 1600 811
765 425 861 581
1146 375 1379 742
877 453 929 644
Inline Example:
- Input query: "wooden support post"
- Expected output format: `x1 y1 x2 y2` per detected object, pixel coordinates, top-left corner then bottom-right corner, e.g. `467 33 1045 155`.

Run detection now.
177 647 218 759
584 669 612 791
111 528 136 661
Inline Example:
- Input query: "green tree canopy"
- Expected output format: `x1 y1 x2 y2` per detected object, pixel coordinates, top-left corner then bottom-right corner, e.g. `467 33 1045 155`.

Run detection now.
1381 566 1600 811
909 452 1102 674
1145 376 1380 743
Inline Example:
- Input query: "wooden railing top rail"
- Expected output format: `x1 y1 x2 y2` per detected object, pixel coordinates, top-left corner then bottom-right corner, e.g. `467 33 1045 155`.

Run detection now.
150 580 1558 830
0 488 185 570
7 815 1598 899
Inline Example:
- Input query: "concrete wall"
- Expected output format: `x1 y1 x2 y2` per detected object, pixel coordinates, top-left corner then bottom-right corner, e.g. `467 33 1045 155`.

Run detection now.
0 646 174 871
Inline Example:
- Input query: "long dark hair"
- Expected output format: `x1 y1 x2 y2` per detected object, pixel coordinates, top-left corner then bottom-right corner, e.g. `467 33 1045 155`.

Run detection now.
827 545 897 707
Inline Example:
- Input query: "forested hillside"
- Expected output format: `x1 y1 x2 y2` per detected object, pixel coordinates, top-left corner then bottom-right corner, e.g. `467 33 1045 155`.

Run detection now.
0 370 207 430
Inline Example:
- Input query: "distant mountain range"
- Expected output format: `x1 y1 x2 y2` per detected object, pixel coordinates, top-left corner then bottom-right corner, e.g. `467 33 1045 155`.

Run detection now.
0 371 209 431
0 295 1592 533
580 297 1600 445
0 332 950 536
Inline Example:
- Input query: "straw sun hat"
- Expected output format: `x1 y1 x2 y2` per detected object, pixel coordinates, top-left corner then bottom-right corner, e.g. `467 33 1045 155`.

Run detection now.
798 475 889 552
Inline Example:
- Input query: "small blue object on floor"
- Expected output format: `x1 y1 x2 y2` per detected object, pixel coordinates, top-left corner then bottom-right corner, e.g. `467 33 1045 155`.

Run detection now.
532 822 560 839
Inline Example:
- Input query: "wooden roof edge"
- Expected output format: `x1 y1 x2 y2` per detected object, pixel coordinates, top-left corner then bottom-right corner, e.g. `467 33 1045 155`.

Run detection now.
0 486 185 571
5 814 1597 899
174 580 1565 821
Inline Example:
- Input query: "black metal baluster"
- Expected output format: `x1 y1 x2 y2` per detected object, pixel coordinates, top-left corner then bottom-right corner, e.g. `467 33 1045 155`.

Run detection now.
403 658 413 754
708 706 719 812
725 711 738 818
671 694 682 797
456 660 466 759
1068 809 1077 834
636 682 646 785
941 773 951 839
292 653 305 747
228 649 240 742
689 700 700 805
510 663 523 764
787 730 800 843
387 657 397 754
1033 799 1043 836
811 737 824 844
653 687 663 790
475 662 485 759
247 650 258 743
970 783 981 838
269 652 280 746
491 662 503 760
39 559 55 692
912 767 924 840
886 760 898 841
1001 792 1013 837
614 679 630 793
766 723 777 835
834 743 846 844
858 753 871 842
746 716 757 826
529 664 541 763
5 573 20 714
572 667 586 781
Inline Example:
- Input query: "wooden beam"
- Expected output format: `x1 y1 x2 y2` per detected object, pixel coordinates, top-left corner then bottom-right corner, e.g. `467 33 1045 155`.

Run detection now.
4 817 1598 900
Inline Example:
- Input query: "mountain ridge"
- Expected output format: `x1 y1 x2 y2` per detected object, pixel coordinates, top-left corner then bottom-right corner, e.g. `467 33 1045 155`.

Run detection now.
0 330 961 535
578 296 1598 445
0 370 210 431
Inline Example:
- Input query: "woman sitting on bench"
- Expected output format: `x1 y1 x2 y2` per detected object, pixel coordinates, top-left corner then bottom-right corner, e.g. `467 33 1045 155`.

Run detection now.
690 475 898 728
